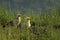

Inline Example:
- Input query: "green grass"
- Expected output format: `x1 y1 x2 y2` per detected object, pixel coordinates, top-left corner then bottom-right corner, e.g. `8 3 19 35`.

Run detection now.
0 8 60 40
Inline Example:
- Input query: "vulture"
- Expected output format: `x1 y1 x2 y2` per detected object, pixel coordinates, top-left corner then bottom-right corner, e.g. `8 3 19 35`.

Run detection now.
2 14 21 28
2 14 36 30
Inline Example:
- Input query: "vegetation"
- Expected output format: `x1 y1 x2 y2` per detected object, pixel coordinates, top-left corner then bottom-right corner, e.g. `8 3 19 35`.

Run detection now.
0 7 60 40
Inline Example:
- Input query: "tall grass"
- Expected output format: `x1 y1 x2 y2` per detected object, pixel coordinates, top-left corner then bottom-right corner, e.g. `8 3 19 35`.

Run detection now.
0 8 60 40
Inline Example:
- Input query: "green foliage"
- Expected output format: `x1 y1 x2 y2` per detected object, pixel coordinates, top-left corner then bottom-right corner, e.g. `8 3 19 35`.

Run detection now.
0 8 15 25
0 8 60 40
